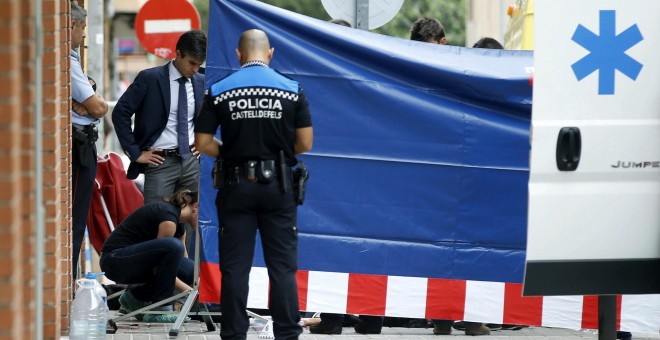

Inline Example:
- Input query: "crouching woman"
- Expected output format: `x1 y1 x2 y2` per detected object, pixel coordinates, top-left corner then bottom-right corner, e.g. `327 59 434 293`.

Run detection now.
100 189 198 323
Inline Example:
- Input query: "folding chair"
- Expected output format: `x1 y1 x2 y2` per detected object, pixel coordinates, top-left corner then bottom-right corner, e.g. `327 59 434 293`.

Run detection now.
86 153 217 336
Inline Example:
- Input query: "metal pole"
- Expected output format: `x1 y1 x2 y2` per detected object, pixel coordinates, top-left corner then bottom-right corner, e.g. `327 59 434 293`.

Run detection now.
598 295 617 340
355 0 369 30
87 0 105 152
33 0 45 338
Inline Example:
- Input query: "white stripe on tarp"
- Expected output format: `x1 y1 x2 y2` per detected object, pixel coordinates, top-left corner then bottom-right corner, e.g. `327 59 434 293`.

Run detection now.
235 267 660 334
541 295 583 329
620 294 660 334
385 276 427 318
144 19 192 34
306 271 348 313
247 267 269 309
464 280 504 323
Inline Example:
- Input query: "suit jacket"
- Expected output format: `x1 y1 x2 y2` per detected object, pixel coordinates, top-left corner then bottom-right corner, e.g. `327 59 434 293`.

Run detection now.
112 62 205 179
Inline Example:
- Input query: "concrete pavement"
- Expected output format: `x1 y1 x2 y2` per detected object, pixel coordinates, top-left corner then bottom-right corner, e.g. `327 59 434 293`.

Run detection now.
59 314 660 340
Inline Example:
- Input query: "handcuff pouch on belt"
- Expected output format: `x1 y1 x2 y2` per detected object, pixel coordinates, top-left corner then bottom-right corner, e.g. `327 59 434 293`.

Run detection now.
212 158 224 189
292 162 309 205
72 124 98 167
245 160 276 183
213 159 278 189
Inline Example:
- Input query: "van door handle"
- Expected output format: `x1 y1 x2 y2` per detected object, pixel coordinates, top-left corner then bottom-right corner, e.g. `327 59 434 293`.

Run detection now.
556 127 581 171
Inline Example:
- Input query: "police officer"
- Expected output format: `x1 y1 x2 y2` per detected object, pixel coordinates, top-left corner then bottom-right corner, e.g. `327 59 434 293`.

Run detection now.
195 29 313 340
70 1 108 281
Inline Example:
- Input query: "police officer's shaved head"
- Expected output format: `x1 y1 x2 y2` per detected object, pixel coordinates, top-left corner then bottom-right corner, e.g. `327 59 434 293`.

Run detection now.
236 29 274 65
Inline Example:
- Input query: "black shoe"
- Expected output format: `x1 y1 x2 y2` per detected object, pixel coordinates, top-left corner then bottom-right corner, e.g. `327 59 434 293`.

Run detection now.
354 321 382 334
465 324 491 336
617 331 632 340
501 324 524 331
342 314 360 327
309 322 342 335
433 324 452 335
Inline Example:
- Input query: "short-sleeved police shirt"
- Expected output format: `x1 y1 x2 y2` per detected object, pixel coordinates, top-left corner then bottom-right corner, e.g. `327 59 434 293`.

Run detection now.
70 50 99 126
102 202 184 253
195 63 312 166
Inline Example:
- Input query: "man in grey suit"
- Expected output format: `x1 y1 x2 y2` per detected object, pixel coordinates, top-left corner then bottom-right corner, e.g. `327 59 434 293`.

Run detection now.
113 30 207 204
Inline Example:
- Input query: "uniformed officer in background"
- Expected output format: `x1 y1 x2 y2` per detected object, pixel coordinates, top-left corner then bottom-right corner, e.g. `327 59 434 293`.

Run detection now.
195 29 313 340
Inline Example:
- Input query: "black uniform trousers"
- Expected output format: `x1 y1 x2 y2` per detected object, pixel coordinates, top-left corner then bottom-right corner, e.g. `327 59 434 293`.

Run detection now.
217 178 302 340
71 140 97 281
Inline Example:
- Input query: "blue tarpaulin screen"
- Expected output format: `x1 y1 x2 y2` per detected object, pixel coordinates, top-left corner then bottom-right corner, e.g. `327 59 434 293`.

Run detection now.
198 0 533 287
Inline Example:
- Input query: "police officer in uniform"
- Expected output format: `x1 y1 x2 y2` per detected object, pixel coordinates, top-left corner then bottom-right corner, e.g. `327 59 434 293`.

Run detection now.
195 29 313 340
70 1 108 281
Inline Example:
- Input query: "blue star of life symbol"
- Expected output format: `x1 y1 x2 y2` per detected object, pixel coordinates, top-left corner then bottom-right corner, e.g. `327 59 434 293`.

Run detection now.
571 10 644 95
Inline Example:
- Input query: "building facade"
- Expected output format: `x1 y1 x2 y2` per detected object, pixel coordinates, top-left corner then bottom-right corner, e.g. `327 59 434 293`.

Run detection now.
0 0 73 339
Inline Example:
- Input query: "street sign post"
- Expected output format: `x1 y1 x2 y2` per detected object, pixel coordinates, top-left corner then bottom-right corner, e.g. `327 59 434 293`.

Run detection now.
321 0 403 30
135 0 201 59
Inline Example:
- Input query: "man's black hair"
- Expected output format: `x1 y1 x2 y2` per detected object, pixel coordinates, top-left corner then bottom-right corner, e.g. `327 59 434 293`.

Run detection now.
473 37 504 49
410 17 445 42
176 30 207 61
329 19 351 28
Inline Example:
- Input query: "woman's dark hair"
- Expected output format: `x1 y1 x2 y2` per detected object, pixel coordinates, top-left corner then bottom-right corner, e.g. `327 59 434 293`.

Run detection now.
167 189 198 208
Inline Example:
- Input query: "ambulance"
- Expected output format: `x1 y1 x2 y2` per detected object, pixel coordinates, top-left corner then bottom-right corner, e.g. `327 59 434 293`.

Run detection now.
520 0 660 297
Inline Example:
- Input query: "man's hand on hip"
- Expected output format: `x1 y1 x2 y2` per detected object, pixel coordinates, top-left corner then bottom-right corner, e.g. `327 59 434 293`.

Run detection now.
136 149 165 165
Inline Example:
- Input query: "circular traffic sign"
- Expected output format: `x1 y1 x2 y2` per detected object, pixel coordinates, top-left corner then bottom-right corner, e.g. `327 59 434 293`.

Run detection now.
321 0 403 29
135 0 201 59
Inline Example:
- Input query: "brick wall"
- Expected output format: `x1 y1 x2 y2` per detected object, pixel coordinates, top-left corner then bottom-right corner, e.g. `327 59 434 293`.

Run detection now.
57 0 73 333
0 0 70 339
0 0 27 338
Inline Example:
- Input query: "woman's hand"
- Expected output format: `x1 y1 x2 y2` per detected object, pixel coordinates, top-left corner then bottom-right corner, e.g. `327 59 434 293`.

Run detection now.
175 277 193 292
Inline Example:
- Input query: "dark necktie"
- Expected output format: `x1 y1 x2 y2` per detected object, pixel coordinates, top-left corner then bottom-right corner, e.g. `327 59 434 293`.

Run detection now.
176 77 191 159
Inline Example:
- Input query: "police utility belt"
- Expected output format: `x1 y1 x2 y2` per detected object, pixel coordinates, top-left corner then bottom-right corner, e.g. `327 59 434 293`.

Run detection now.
213 151 309 205
72 124 99 167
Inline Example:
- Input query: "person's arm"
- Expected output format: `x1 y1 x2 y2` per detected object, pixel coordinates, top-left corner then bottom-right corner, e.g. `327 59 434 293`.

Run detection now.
194 92 222 157
175 277 193 292
194 133 222 158
293 88 313 155
112 72 155 163
178 232 189 258
81 93 109 119
71 56 107 118
294 127 313 155
156 221 177 238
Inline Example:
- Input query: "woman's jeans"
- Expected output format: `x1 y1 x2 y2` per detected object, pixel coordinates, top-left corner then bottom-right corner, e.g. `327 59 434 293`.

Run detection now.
100 237 193 303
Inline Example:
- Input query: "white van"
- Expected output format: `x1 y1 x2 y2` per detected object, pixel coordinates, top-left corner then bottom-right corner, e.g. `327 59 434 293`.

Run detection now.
524 0 660 296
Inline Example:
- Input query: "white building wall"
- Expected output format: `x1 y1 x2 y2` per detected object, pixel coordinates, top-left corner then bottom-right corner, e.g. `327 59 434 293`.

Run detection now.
465 0 516 47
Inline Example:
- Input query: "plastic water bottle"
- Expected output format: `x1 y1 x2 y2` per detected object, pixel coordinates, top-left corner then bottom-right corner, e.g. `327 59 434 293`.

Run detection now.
70 278 107 340
84 272 108 312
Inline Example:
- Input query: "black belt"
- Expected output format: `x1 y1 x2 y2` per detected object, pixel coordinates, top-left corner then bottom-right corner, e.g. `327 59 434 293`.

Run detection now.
72 123 97 133
225 160 279 183
72 124 99 142
153 146 194 158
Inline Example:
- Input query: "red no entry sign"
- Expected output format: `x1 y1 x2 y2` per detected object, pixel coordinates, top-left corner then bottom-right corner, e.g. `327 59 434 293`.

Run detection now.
135 0 201 59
